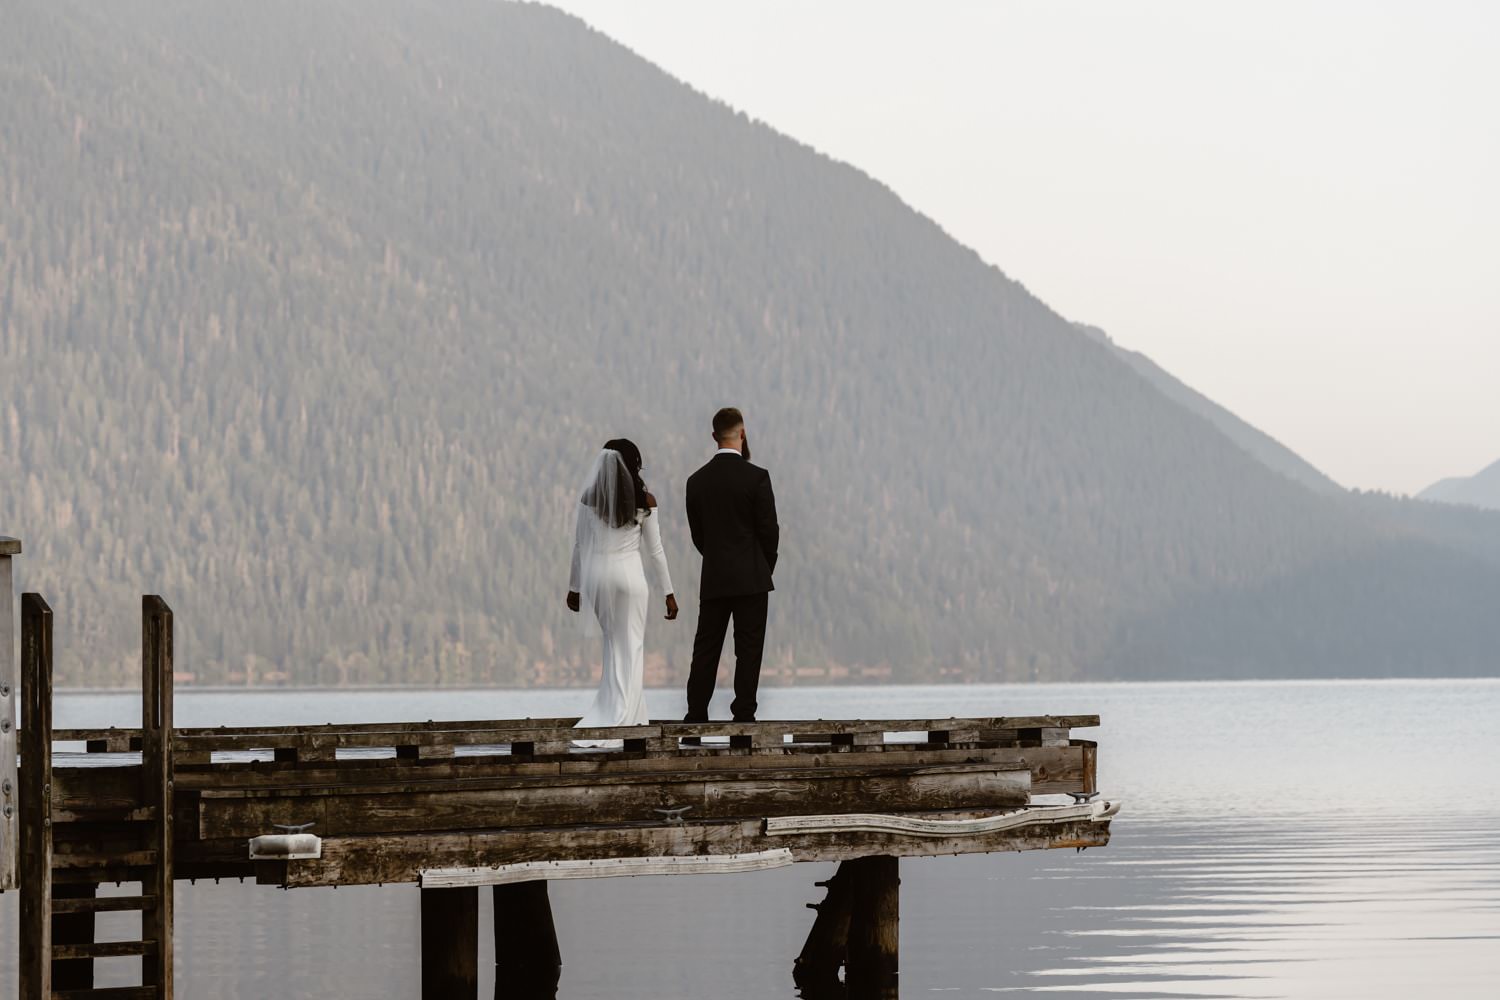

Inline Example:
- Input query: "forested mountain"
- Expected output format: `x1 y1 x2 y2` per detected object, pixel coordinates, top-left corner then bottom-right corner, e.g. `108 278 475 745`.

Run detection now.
3 0 1498 687
1421 459 1500 512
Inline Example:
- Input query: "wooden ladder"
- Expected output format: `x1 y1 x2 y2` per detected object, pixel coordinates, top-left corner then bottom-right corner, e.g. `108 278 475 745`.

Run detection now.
20 595 175 1000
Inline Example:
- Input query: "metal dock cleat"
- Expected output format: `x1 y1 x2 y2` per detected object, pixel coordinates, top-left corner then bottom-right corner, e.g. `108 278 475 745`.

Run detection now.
653 805 693 825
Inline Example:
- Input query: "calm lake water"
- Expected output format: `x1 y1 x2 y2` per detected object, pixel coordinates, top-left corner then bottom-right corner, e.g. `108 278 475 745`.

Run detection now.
2 680 1498 998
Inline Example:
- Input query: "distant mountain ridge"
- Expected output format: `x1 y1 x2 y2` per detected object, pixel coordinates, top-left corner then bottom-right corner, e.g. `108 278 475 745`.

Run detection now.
2 0 1499 686
1421 459 1500 511
1074 324 1342 495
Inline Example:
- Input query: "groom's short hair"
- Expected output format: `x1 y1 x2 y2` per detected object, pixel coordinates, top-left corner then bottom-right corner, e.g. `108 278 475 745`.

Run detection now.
712 407 744 442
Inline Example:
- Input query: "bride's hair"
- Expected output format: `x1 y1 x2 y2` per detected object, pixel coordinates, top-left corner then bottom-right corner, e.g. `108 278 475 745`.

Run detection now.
584 438 650 527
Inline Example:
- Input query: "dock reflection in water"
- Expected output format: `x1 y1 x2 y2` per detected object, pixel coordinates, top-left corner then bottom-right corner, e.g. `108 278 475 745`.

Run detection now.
2 679 1497 998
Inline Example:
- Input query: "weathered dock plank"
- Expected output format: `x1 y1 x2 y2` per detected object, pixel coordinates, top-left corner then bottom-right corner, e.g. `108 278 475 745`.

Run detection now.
260 813 1112 888
51 715 1099 755
196 764 1032 839
165 742 1092 792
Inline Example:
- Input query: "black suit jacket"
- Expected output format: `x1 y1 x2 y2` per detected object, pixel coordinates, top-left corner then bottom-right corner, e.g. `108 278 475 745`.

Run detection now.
685 453 779 600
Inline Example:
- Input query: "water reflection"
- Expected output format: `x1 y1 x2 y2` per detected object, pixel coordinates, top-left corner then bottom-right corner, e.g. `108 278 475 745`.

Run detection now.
933 815 1500 998
495 967 560 1000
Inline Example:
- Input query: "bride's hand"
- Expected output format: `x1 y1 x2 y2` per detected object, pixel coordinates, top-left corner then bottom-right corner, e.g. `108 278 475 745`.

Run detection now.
566 591 580 613
664 594 679 621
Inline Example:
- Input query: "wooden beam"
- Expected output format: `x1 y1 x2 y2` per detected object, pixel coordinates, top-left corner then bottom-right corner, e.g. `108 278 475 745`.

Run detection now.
141 596 175 998
19 593 53 1000
145 714 1101 756
167 743 1088 791
51 766 146 814
845 856 899 999
175 724 661 754
421 886 478 1000
56 714 1100 746
268 815 1111 888
176 739 1083 779
196 765 1032 840
655 716 1100 735
174 716 577 738
190 758 1031 802
0 541 17 889
170 746 890 786
423 848 794 887
49 716 1100 754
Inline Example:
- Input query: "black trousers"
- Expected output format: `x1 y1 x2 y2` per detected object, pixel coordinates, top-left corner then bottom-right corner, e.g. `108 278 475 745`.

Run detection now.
685 592 769 723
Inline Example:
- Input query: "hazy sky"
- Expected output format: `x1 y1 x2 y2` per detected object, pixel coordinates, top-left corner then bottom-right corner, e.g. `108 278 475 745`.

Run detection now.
548 1 1498 495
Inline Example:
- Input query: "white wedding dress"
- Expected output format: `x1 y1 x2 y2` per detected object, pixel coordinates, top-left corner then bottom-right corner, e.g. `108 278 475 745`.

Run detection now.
569 471 673 743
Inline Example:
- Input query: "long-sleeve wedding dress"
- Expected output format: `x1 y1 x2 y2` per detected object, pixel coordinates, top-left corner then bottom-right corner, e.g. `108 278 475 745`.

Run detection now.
569 483 673 737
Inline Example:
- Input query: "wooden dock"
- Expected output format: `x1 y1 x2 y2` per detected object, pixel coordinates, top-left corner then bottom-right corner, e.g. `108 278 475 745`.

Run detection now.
1 544 1116 998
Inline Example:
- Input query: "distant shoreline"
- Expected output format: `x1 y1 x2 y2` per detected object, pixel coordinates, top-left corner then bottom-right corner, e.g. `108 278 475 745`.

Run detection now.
53 675 1500 696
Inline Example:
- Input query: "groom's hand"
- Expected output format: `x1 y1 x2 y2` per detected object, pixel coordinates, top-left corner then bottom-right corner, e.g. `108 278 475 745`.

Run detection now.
664 594 679 621
566 591 580 613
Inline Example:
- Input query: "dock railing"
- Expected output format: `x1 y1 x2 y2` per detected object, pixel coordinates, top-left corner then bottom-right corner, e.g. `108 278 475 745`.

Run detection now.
1 536 19 890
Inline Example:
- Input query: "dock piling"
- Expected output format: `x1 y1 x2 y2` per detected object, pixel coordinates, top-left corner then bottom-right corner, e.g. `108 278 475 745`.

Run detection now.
422 885 479 998
18 593 53 1000
141 595 176 996
845 855 900 999
494 879 562 985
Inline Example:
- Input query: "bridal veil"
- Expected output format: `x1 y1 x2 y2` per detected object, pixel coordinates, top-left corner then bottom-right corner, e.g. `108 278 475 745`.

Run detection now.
570 448 636 634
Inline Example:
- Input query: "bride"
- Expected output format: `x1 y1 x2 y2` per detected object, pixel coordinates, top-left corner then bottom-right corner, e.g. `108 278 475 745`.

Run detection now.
566 439 677 742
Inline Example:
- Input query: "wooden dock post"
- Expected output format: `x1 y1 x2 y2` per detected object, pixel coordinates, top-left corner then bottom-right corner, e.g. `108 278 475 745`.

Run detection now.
422 886 479 999
0 537 19 890
142 595 176 997
18 593 53 1000
493 880 562 992
845 855 900 999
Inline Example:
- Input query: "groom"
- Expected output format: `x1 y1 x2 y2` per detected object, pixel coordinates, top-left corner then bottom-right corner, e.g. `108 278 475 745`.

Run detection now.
683 407 779 723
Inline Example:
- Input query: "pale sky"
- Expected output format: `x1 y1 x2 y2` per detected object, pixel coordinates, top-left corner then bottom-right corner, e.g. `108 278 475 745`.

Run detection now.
547 0 1498 495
